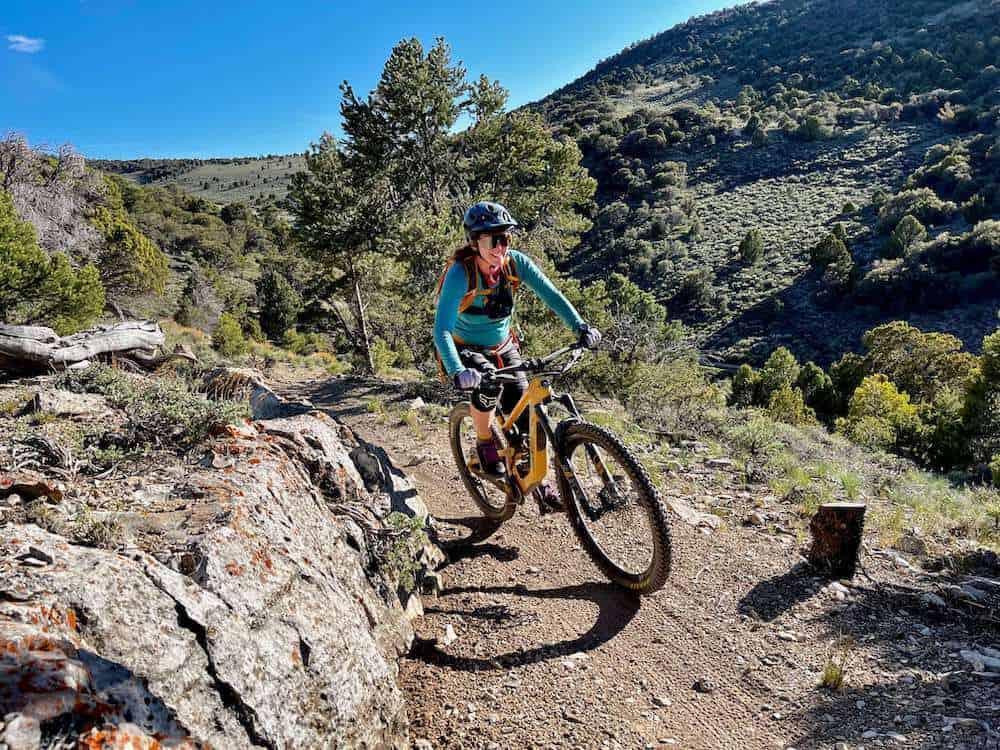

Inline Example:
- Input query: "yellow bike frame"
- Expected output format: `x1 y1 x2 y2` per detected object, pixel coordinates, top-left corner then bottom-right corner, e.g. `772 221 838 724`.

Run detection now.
496 376 552 496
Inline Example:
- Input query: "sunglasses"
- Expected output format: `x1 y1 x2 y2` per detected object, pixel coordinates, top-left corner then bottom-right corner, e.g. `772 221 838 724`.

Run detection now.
478 232 512 249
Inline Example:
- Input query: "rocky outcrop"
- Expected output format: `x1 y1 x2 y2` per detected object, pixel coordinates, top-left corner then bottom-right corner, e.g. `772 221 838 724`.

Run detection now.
1 390 443 749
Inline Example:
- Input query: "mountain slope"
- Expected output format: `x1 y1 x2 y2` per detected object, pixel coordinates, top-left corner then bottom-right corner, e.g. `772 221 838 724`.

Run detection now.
90 154 305 206
533 0 1000 364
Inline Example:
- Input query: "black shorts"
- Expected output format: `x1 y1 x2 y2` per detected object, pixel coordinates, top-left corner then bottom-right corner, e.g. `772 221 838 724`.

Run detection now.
458 338 528 418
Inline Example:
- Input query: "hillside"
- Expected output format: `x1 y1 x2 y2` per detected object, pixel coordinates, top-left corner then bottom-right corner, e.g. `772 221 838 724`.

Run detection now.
90 154 305 206
533 0 1000 364
87 0 1000 367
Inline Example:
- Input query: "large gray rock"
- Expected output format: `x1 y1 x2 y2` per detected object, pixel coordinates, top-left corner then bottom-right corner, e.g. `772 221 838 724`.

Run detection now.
1 407 441 749
16 388 110 418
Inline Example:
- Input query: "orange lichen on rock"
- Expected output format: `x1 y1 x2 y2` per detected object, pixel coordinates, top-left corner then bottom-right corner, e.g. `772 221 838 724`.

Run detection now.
224 561 246 577
77 724 202 750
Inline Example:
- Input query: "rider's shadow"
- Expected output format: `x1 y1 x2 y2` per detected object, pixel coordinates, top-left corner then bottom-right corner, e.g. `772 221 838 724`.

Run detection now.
409 581 640 670
433 514 518 564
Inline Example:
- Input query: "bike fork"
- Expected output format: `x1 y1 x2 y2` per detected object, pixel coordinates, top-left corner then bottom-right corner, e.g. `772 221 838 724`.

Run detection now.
551 394 614 485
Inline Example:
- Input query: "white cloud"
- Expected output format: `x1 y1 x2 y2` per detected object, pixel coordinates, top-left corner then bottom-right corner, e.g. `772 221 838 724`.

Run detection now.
7 35 45 54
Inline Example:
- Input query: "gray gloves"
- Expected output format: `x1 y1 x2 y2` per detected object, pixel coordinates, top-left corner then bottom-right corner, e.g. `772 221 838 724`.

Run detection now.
453 368 482 390
578 323 602 349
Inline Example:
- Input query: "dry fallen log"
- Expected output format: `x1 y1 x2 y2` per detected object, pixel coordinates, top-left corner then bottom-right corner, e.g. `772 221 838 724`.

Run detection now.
809 502 867 577
0 320 193 375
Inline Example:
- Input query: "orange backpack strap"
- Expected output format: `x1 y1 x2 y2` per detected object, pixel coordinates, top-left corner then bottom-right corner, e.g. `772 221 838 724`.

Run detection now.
503 254 520 294
436 257 478 313
457 255 478 313
437 252 519 315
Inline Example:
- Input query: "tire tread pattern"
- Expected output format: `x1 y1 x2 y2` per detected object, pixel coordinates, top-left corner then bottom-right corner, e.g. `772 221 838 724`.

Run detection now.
556 420 672 594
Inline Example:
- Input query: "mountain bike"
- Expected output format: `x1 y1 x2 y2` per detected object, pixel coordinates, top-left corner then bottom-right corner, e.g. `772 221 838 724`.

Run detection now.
448 344 671 595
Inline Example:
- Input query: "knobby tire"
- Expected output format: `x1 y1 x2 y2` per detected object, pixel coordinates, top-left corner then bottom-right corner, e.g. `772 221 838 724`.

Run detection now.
556 421 672 595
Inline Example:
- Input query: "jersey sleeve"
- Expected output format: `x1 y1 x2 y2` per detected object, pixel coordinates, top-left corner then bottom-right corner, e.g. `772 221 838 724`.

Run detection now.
433 263 469 377
511 251 584 332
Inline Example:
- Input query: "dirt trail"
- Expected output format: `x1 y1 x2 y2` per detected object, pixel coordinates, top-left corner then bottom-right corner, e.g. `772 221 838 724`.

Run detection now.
283 377 998 750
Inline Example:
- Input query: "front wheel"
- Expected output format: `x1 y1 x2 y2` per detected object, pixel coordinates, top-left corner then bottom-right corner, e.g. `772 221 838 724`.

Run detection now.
449 403 516 522
556 421 671 595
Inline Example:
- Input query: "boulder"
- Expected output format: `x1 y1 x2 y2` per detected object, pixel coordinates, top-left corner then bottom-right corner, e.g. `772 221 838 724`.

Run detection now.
16 388 109 418
1 402 442 749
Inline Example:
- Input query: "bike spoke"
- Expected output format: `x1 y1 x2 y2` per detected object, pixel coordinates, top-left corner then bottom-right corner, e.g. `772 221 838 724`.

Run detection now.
567 443 656 577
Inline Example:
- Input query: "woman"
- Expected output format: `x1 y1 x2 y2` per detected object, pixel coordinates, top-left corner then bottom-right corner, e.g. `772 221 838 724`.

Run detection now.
434 200 601 485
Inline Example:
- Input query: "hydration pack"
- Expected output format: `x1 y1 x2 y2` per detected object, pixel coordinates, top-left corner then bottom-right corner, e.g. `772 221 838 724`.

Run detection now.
435 249 520 321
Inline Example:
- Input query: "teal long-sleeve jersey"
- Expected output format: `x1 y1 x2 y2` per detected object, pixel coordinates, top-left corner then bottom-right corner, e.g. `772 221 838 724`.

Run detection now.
433 250 584 377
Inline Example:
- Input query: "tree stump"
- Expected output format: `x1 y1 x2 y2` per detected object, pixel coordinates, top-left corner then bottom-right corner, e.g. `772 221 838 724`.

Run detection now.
809 502 866 577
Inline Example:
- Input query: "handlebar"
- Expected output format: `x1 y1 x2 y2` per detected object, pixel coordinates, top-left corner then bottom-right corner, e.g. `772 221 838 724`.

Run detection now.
457 344 587 388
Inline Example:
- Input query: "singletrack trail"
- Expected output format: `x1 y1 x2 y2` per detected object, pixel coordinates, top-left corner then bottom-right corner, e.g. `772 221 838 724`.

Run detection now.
283 376 999 750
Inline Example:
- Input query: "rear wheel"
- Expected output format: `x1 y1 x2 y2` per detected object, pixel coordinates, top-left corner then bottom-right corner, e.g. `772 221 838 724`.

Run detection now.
449 403 516 522
556 421 671 594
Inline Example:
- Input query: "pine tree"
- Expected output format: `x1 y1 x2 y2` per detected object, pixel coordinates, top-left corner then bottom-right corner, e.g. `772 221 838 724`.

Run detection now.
738 228 764 264
0 190 103 333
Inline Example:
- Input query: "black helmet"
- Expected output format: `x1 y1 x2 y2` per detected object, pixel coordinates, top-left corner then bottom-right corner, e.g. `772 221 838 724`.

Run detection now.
463 201 518 237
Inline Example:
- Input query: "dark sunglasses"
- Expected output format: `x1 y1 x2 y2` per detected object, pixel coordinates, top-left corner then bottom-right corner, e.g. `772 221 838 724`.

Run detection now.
479 232 511 249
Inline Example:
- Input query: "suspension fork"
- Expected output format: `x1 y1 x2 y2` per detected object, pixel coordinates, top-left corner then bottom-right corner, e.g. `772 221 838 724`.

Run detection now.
542 395 614 495
551 393 614 484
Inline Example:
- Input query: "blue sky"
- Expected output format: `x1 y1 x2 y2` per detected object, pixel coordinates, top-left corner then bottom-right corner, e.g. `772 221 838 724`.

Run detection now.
3 0 730 159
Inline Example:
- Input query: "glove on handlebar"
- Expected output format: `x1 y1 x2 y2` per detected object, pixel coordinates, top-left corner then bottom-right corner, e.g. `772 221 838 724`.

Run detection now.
454 368 482 390
577 323 602 349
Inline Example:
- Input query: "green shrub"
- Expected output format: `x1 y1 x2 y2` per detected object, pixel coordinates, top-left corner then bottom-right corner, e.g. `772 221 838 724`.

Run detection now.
809 233 850 268
917 387 969 470
837 414 897 450
767 386 815 426
738 228 765 264
92 208 168 299
674 269 716 309
878 188 957 232
822 253 856 292
795 116 830 141
743 113 763 136
796 362 838 416
731 364 761 407
830 352 866 412
842 201 858 214
620 358 726 436
0 191 105 334
212 313 249 357
964 329 1000 462
837 374 920 450
882 214 926 258
57 365 249 451
257 269 302 339
759 347 801 399
991 454 1000 488
243 317 265 343
861 321 977 403
751 128 768 148
371 336 398 375
282 327 307 354
729 416 781 462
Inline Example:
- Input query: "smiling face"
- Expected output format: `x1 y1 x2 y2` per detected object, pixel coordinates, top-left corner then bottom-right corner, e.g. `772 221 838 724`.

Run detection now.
473 231 512 269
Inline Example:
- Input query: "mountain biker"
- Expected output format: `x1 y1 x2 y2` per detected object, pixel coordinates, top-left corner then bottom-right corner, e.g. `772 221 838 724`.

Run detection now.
433 200 602 492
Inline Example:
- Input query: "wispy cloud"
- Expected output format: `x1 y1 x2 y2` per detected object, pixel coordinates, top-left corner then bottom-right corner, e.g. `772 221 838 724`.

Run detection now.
7 35 45 54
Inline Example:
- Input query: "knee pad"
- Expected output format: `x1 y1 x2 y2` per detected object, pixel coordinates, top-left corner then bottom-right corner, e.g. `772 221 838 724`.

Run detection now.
471 388 499 412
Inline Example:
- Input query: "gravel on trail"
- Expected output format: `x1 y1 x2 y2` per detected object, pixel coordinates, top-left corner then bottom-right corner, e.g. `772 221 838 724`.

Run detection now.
291 377 1000 750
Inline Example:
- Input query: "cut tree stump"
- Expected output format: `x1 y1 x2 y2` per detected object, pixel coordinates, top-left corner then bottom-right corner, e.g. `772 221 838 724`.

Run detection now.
809 502 867 578
0 320 195 375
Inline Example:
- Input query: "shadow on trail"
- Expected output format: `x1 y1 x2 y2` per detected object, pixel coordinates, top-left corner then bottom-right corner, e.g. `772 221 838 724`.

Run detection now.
409 581 640 671
434 515 504 548
738 562 821 621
